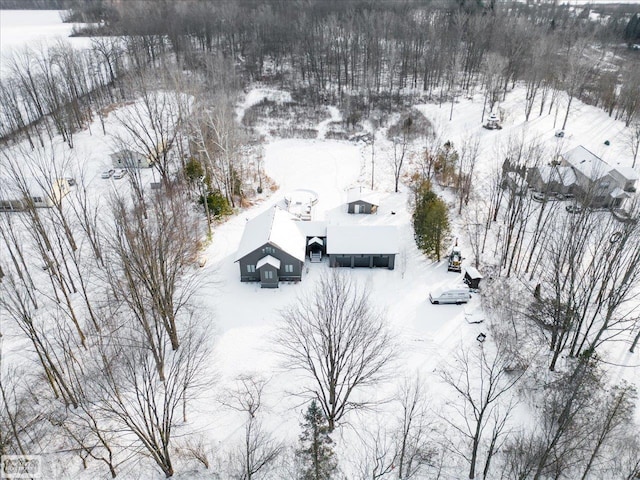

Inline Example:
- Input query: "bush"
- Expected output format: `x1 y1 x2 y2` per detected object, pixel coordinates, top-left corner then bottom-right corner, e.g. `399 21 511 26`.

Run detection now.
199 190 232 218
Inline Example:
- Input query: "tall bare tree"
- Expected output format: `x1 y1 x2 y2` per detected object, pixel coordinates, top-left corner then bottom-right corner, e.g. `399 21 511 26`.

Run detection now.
276 271 396 431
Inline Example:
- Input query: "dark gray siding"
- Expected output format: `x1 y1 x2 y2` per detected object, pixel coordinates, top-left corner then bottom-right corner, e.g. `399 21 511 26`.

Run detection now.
329 254 395 269
347 200 376 214
238 242 304 283
259 264 279 288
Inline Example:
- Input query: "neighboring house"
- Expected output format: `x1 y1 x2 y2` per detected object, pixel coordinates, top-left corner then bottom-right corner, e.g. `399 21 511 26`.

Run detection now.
526 165 576 195
502 171 529 195
235 206 306 288
110 149 152 168
560 146 638 208
326 225 399 269
0 176 70 211
347 187 379 214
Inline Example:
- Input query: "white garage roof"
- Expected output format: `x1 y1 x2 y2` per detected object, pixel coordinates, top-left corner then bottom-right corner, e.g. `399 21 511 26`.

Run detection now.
326 225 399 255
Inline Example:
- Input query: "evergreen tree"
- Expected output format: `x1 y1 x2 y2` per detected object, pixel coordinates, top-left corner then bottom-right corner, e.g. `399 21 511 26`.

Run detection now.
413 182 450 261
624 13 640 44
296 401 337 480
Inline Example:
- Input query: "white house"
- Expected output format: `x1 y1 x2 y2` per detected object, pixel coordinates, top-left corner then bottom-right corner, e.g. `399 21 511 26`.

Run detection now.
0 176 70 211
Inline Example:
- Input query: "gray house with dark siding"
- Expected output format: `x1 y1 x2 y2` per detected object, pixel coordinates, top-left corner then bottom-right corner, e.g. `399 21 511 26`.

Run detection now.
235 206 306 288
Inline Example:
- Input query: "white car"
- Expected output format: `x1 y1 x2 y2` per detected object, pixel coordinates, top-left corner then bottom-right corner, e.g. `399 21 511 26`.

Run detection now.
554 130 565 138
113 169 128 179
101 169 115 179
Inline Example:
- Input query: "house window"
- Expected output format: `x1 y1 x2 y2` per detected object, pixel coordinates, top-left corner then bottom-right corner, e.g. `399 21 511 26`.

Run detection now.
285 264 293 273
264 270 274 279
599 181 610 189
32 196 43 203
263 246 275 254
247 265 256 273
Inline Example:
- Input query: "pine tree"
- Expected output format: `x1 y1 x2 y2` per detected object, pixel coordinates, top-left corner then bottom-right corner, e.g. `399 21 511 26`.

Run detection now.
413 182 450 261
296 401 337 480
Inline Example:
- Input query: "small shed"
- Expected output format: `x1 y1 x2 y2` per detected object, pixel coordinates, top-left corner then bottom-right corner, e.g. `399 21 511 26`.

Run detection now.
464 267 483 290
347 187 379 214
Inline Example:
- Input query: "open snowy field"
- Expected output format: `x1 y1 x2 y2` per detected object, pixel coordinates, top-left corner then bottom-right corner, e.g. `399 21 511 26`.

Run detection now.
0 10 91 76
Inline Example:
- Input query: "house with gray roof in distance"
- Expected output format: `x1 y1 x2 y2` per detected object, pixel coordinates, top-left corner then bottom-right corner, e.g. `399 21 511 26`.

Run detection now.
235 206 306 288
326 225 399 269
110 149 152 168
560 146 638 208
527 165 577 196
347 187 379 214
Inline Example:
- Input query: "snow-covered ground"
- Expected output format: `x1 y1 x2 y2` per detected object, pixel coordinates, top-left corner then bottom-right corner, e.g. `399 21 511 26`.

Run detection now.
0 10 91 77
1 79 639 478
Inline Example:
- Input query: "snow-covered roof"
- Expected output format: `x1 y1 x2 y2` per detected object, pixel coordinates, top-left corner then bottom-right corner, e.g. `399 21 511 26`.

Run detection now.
347 187 380 206
235 206 306 262
295 220 328 238
611 166 639 181
536 166 576 186
307 236 324 246
326 225 399 254
0 175 59 200
561 146 611 181
465 266 482 279
256 255 281 269
610 187 630 199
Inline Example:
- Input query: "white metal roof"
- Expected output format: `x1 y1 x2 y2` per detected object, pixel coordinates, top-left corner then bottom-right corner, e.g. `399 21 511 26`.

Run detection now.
326 225 399 254
256 255 281 269
235 206 306 262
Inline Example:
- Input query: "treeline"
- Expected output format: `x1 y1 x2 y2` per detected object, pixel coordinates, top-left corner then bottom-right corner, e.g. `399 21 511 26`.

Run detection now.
0 0 70 9
3 0 640 148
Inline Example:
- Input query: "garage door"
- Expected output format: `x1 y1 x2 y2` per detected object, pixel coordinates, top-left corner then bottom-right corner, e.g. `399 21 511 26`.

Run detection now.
353 255 370 267
333 255 351 267
373 255 390 268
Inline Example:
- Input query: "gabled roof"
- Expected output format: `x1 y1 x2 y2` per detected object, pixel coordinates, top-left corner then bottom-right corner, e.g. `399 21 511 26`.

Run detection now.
561 146 611 181
235 206 306 262
536 166 576 187
326 225 399 255
256 255 281 269
347 187 380 206
611 166 639 182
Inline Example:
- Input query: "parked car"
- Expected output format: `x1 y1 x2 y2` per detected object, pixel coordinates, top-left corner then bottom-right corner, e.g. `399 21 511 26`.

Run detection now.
101 169 115 179
429 285 471 305
532 191 546 202
555 130 565 138
566 204 583 214
113 169 128 179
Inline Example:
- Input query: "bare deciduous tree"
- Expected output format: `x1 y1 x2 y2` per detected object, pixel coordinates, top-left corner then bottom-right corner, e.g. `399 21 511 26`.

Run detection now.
439 333 525 480
223 375 283 480
276 271 395 431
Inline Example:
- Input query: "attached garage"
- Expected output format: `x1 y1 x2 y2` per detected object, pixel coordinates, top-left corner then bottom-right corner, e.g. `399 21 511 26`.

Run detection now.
326 226 399 270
